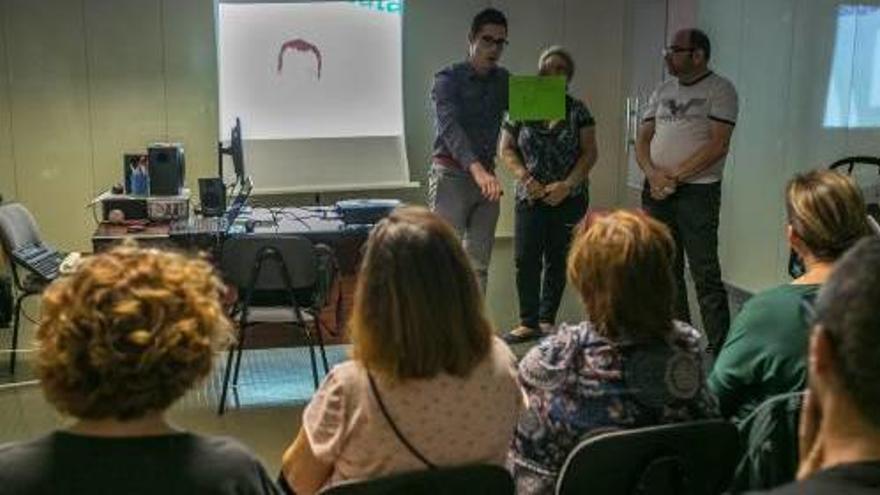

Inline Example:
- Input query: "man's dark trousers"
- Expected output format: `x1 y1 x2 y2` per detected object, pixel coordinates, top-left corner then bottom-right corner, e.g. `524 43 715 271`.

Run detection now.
642 181 730 350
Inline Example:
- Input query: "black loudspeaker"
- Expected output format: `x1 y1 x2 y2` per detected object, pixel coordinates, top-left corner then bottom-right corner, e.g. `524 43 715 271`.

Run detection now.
148 144 185 196
199 178 226 217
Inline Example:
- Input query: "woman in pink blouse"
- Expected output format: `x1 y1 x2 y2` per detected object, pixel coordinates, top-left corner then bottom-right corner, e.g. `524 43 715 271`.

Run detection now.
281 207 523 494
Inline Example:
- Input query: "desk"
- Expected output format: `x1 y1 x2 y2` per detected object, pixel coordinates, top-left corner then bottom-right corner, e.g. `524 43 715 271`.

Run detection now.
92 206 370 343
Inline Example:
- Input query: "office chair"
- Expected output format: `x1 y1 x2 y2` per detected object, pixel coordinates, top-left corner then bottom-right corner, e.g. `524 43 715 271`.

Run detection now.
730 391 805 492
217 235 334 414
827 155 880 175
0 202 51 374
309 464 514 495
555 420 739 495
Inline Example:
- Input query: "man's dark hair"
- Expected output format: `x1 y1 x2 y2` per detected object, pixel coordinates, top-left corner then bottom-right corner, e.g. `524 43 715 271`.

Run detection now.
689 29 711 61
814 236 880 428
470 8 507 39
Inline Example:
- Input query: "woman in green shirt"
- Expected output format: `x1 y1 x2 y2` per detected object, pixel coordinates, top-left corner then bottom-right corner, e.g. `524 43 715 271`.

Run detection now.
709 170 868 422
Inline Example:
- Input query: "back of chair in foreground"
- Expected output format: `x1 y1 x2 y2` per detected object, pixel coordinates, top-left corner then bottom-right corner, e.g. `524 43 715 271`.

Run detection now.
556 420 739 495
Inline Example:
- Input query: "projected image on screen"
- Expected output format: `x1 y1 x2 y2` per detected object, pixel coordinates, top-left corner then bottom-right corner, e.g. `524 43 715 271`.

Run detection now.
824 5 880 128
219 2 403 140
277 38 322 79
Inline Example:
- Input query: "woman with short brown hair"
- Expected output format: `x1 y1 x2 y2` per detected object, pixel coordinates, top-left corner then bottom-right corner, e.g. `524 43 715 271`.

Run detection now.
510 210 718 494
282 207 522 494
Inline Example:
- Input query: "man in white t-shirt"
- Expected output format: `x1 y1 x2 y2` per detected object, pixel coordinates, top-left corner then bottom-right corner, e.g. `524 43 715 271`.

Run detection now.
636 28 738 352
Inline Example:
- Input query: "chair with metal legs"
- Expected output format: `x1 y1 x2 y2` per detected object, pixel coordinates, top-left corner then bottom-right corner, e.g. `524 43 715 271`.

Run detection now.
0 202 54 374
217 235 335 414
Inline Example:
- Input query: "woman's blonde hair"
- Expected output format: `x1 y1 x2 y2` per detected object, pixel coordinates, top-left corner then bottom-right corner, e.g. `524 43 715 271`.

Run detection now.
568 210 676 341
538 45 575 81
349 206 493 380
36 245 232 420
786 170 868 262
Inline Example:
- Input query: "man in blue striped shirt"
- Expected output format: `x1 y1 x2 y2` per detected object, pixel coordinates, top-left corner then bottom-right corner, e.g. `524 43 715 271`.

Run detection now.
428 8 509 292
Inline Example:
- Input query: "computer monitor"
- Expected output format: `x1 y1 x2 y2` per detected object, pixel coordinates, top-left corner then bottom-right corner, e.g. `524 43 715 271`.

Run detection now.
230 118 244 184
218 117 245 186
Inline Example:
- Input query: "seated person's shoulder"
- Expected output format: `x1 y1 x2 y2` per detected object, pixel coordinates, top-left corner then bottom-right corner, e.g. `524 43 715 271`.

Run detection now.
191 434 264 463
0 435 55 491
729 284 818 335
184 434 280 493
518 321 600 386
760 461 880 495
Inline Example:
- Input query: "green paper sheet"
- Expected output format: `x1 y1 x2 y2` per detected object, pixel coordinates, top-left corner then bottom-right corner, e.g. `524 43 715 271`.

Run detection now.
508 75 566 121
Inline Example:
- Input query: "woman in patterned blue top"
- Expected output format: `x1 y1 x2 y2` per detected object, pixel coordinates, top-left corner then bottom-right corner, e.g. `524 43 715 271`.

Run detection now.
499 46 598 343
509 210 719 494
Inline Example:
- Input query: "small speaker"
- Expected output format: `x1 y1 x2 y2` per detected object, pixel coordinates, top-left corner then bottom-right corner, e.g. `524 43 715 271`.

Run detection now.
148 144 185 196
199 178 226 217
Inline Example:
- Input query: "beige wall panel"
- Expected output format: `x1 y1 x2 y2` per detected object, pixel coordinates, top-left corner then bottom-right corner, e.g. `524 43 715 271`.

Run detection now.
702 0 795 291
699 0 743 283
6 0 93 250
0 1 16 202
162 0 219 190
84 0 165 195
565 0 626 209
403 0 487 196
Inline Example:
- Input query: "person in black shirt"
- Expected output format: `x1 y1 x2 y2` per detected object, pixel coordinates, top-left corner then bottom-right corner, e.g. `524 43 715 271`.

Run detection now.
754 237 880 494
0 246 280 495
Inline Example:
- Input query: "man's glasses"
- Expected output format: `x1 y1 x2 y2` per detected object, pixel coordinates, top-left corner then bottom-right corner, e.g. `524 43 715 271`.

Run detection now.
662 46 695 56
479 35 509 49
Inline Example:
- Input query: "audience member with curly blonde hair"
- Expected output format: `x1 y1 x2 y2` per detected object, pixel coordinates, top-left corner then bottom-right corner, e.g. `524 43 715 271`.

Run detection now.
0 246 281 495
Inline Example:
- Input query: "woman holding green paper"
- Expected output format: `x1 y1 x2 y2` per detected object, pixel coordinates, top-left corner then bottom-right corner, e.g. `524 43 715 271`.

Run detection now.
500 46 598 344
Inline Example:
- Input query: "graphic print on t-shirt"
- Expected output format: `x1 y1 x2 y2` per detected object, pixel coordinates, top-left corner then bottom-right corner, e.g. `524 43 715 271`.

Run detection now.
662 98 707 119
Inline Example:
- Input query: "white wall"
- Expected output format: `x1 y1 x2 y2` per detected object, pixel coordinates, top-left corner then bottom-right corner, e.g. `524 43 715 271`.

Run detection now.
699 0 880 292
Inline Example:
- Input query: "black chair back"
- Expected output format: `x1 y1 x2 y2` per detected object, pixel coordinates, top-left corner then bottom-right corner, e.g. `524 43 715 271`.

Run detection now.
217 234 330 414
731 391 804 492
556 420 739 495
0 202 49 373
317 464 514 495
0 203 44 289
221 235 318 292
828 155 880 175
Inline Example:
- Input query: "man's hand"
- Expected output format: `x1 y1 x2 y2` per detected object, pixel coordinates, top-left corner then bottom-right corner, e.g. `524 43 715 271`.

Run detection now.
469 162 502 202
542 181 571 206
647 168 676 200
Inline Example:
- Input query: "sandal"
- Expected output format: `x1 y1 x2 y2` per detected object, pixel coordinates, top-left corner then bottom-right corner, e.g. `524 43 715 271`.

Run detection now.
502 325 542 344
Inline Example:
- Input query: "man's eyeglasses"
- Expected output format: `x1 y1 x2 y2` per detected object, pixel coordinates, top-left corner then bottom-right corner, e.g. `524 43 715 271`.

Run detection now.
478 35 509 49
662 46 695 56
